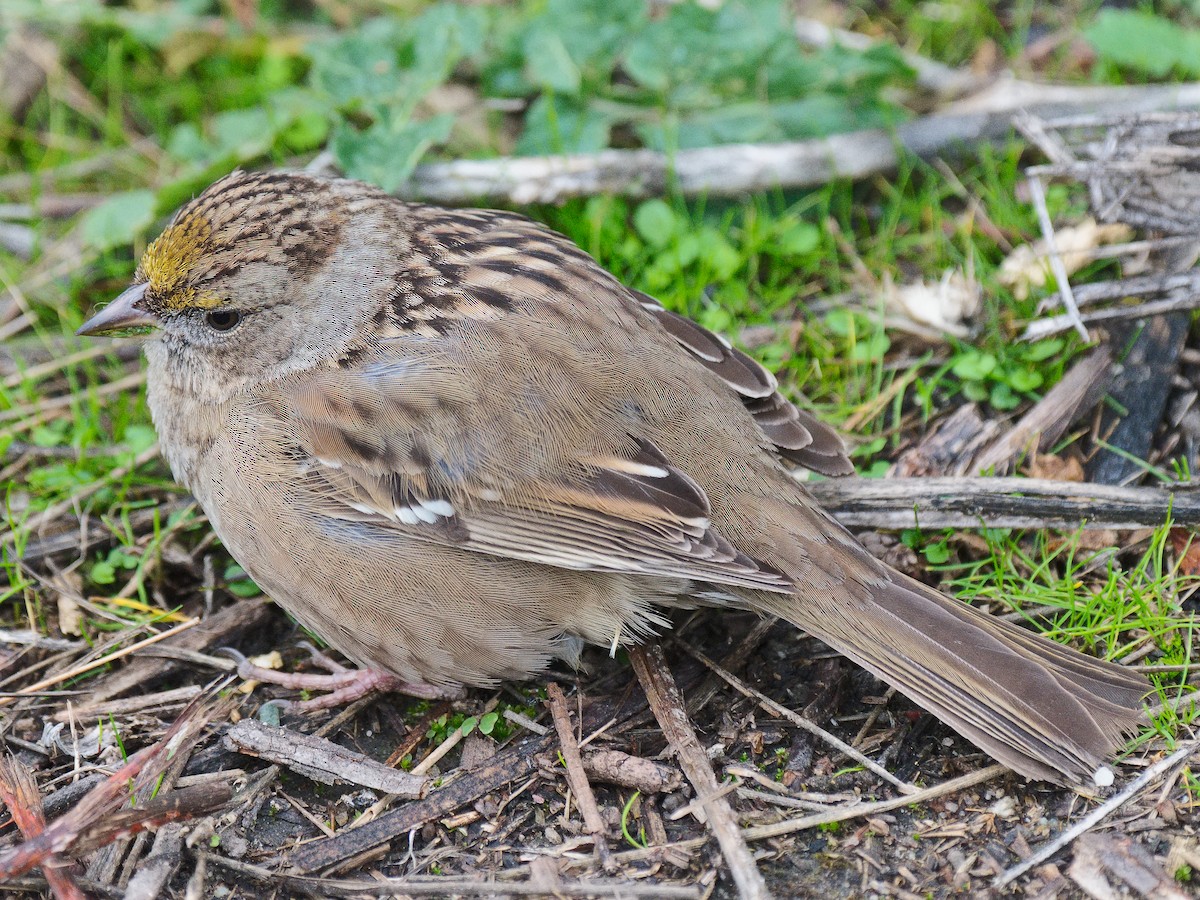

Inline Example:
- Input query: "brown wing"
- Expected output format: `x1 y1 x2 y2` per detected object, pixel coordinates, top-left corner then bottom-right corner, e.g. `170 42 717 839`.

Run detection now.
273 360 793 594
629 291 854 476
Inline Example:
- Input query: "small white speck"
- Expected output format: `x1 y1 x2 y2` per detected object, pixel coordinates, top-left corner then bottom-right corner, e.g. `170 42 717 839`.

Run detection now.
317 457 343 470
1092 766 1114 788
348 502 375 516
396 507 421 526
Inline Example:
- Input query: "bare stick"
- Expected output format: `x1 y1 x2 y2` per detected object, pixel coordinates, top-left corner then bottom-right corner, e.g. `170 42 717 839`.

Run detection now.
679 643 918 795
993 740 1200 889
202 852 701 898
1022 290 1200 340
741 764 1007 842
309 81 1200 206
805 476 1196 530
223 720 428 798
0 617 200 707
629 643 770 900
1026 174 1088 339
547 682 613 870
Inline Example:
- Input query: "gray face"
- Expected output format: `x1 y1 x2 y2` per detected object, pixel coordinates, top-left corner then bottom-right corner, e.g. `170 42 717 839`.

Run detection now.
92 170 412 399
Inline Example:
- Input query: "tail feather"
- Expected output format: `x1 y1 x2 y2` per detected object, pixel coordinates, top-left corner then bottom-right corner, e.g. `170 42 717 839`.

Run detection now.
762 573 1148 785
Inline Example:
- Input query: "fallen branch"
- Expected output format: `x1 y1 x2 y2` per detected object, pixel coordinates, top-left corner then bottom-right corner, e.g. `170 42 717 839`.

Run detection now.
741 764 1007 843
1022 289 1200 340
356 80 1200 205
806 476 1195 530
583 749 681 794
629 644 769 900
282 730 551 873
205 853 701 898
224 719 428 798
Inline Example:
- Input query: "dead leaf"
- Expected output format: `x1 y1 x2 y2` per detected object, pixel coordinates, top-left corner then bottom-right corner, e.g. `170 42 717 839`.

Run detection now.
1024 452 1085 482
999 218 1134 300
1169 528 1200 576
880 269 980 337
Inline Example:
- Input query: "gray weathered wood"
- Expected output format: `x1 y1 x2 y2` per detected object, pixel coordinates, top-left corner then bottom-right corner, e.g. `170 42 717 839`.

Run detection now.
807 476 1193 530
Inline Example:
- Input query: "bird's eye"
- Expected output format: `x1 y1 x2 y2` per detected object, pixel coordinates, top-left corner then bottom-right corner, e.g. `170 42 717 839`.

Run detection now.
205 309 242 332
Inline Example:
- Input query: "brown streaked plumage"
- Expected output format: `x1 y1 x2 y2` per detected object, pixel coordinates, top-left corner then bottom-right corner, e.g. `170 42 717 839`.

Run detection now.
79 170 1148 785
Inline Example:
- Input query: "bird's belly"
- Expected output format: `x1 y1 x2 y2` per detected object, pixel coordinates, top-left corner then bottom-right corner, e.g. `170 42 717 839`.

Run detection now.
203 480 687 687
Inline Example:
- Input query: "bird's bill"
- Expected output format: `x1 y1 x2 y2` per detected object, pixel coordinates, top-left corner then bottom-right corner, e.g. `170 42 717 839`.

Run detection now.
77 282 160 336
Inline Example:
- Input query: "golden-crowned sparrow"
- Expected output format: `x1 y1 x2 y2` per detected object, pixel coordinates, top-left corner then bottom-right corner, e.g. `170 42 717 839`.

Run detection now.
79 170 1147 785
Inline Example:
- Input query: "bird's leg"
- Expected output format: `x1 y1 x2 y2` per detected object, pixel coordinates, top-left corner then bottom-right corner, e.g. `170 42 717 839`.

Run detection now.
221 646 462 712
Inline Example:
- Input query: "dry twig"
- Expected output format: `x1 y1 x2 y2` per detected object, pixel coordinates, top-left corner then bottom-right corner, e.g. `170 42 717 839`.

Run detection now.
205 851 702 897
680 642 917 794
547 682 613 870
629 643 770 900
223 719 428 798
994 740 1200 889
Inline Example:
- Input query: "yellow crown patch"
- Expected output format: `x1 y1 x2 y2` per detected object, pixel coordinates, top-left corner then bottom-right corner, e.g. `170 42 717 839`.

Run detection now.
138 213 224 310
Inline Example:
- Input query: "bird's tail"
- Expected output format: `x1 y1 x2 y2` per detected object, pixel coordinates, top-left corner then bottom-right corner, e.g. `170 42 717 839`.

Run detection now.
760 572 1149 785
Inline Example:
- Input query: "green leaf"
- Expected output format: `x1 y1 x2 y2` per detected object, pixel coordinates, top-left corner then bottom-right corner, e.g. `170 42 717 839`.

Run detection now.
479 711 500 735
283 111 330 153
333 114 454 192
951 351 996 381
672 233 701 268
1024 338 1065 362
697 228 742 280
122 424 158 454
923 542 951 564
517 95 610 155
524 28 582 94
1085 10 1200 77
31 421 69 447
776 220 819 256
1006 368 1043 393
309 18 410 107
107 548 139 570
962 380 989 402
460 716 478 737
91 560 116 585
633 200 678 248
989 382 1020 410
81 190 157 251
224 564 263 598
849 331 890 362
413 4 488 80
822 308 850 337
167 101 306 168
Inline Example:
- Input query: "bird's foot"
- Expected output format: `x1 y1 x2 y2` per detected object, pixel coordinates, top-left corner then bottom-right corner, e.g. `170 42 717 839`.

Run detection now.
220 645 462 712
